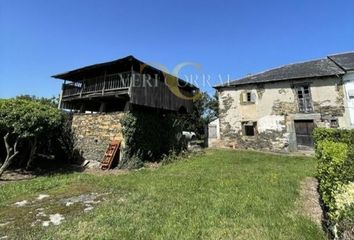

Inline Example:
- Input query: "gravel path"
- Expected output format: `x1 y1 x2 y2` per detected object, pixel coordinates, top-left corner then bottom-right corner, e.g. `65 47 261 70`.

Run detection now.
299 177 323 227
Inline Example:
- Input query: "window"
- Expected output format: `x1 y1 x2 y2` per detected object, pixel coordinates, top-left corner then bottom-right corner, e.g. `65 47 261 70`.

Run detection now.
242 121 257 136
330 119 339 128
241 91 256 104
247 92 252 102
296 85 313 112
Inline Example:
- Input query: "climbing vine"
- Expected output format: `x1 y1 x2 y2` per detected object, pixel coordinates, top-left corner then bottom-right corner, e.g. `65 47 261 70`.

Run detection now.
120 110 186 168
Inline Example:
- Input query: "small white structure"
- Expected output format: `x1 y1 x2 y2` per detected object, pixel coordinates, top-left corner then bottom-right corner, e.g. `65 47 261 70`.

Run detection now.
207 118 220 147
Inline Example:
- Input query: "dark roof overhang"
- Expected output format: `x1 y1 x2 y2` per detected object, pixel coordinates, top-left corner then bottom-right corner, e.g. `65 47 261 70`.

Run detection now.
52 55 198 90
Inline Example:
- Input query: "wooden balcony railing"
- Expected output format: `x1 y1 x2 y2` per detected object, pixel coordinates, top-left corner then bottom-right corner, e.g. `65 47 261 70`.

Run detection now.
62 72 132 98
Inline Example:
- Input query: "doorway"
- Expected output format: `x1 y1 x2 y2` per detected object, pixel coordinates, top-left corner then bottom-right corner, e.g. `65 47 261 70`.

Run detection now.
294 120 315 150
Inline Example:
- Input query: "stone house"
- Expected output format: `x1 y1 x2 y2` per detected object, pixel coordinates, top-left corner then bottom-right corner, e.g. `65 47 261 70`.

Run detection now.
53 56 197 164
213 52 354 152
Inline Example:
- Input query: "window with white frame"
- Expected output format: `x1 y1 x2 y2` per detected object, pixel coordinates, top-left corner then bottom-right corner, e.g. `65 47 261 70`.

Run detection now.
241 91 256 104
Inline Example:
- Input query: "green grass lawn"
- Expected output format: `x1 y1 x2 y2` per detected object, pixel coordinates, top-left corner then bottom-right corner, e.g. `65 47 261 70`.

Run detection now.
0 149 325 239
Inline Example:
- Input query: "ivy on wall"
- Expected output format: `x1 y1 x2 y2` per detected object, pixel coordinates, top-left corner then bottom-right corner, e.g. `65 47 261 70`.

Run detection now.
119 109 186 168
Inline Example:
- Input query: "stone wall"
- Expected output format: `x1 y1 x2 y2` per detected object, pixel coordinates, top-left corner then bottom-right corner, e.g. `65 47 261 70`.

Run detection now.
217 76 351 152
71 112 125 162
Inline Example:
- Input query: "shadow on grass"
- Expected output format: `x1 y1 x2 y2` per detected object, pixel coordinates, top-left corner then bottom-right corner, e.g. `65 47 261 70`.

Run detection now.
0 164 86 184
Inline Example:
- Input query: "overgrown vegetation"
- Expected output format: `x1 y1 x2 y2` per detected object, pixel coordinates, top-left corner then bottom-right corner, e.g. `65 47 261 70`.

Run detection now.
15 95 58 108
0 150 324 239
119 91 218 168
313 128 354 239
0 98 74 177
119 109 186 168
180 91 219 138
160 149 201 165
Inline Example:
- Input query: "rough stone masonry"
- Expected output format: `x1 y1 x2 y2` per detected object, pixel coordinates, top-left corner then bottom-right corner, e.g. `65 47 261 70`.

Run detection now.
71 112 125 162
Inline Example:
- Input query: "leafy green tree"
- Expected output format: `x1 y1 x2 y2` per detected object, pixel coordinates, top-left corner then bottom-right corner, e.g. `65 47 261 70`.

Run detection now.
16 95 58 108
181 91 219 138
0 99 64 177
206 91 219 120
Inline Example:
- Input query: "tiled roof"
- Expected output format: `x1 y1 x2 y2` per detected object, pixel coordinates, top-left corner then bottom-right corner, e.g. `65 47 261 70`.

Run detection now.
328 52 354 71
215 52 354 88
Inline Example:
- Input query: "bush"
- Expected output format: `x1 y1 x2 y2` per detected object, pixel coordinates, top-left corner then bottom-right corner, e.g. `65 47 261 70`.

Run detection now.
161 150 182 166
313 128 354 239
332 182 354 239
333 182 354 221
120 109 187 168
0 98 74 175
316 140 348 211
313 128 354 157
118 153 144 170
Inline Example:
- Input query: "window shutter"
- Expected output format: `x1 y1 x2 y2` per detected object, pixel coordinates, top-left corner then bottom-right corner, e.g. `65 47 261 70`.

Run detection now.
250 92 256 103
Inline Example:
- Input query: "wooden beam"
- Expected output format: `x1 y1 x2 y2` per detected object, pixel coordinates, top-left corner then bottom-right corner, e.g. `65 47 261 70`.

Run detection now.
102 70 107 95
57 80 65 109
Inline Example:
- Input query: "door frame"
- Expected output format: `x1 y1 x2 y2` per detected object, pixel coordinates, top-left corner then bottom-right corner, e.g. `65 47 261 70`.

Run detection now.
294 119 315 150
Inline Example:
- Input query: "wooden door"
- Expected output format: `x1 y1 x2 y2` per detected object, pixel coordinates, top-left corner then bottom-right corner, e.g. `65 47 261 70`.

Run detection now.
294 120 315 149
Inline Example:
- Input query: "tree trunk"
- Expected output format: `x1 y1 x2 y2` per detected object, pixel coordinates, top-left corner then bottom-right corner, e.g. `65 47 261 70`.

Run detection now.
26 137 37 170
0 133 20 178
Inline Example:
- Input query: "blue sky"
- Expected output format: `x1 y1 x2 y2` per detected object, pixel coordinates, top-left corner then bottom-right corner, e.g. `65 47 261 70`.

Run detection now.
1 0 354 98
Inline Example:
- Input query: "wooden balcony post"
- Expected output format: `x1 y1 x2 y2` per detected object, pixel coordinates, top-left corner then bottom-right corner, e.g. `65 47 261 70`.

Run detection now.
102 70 107 95
80 79 84 98
58 80 66 109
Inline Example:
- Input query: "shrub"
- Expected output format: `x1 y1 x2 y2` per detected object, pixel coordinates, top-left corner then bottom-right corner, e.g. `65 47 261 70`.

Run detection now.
0 98 73 176
118 153 144 170
161 150 181 166
332 182 354 239
316 140 348 211
120 109 187 168
333 182 354 221
314 128 354 191
313 128 354 239
313 128 354 157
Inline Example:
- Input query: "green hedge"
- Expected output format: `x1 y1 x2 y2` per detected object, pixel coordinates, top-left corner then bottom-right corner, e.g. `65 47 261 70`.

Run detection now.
313 128 354 153
316 140 348 210
313 128 354 238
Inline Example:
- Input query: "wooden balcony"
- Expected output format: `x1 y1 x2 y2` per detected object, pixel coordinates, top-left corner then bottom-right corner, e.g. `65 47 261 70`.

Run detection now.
62 72 132 99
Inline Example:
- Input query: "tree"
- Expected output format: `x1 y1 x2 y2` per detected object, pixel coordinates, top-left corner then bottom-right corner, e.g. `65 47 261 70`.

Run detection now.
16 95 58 108
206 91 219 120
181 91 219 138
0 99 64 177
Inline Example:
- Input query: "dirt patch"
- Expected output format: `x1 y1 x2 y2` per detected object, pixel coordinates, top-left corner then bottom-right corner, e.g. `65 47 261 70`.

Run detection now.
298 177 323 226
84 161 161 176
0 170 35 185
0 162 161 182
0 165 85 185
